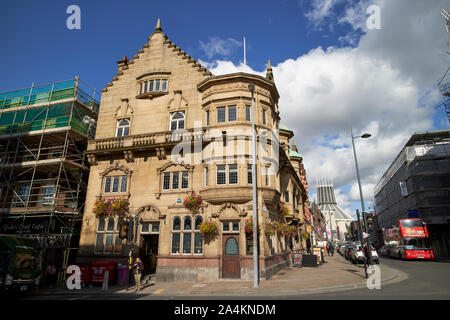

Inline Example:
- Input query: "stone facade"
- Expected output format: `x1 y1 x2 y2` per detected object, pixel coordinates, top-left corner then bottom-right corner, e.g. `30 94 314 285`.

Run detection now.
76 20 309 282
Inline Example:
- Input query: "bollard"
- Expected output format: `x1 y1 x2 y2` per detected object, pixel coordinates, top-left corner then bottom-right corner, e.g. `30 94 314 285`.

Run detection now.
102 270 109 291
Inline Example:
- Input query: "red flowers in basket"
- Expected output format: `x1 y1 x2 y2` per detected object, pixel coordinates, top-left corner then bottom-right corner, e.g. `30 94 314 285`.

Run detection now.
183 192 204 214
93 198 129 217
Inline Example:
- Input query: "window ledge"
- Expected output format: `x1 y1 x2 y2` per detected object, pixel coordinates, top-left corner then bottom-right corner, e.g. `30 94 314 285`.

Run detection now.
136 91 168 99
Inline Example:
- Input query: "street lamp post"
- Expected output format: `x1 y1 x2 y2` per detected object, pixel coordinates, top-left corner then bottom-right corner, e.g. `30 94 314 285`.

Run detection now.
328 210 333 244
248 84 259 288
351 128 373 266
356 209 368 278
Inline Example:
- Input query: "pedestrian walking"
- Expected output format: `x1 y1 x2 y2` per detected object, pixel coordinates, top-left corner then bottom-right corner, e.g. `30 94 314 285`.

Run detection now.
326 244 330 256
330 243 334 256
364 243 370 265
133 257 144 292
45 262 57 288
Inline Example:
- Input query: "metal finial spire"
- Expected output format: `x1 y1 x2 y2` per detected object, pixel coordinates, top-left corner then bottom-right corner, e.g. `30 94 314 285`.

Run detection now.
266 59 274 81
155 18 162 31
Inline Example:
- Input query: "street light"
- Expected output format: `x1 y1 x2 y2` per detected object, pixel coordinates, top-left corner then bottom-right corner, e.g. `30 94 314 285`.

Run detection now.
351 127 373 267
248 83 259 288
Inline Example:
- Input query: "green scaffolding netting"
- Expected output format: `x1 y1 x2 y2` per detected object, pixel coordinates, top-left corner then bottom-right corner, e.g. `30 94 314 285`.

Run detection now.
0 103 90 135
0 79 99 113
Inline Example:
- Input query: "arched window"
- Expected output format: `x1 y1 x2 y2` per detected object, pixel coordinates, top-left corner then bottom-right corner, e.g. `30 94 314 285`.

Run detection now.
195 216 203 230
95 217 123 254
171 216 181 254
170 112 185 131
173 217 181 231
194 216 203 254
225 238 239 255
183 216 192 254
171 215 203 255
116 119 130 137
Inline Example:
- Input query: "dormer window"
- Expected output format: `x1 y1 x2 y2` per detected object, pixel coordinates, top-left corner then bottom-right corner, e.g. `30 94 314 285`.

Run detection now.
138 78 168 97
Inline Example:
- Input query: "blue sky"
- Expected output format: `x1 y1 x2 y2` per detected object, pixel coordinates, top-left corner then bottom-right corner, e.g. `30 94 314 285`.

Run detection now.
0 0 359 92
1 0 449 218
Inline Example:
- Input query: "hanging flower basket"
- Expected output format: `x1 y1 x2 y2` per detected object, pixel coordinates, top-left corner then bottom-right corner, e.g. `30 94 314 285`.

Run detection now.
199 220 218 237
244 219 260 235
110 198 129 216
279 203 290 216
265 222 276 236
301 232 310 240
93 198 129 217
282 225 297 238
265 221 284 237
183 192 204 214
93 199 112 217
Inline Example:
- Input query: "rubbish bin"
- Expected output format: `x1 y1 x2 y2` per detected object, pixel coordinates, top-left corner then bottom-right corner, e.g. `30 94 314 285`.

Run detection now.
117 263 129 286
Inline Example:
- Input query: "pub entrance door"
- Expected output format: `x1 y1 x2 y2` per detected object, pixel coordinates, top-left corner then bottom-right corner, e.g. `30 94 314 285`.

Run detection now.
222 234 240 278
140 234 158 275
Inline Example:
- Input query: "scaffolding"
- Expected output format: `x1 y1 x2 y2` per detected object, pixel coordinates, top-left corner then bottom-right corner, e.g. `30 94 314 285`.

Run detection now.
437 65 450 125
0 77 99 271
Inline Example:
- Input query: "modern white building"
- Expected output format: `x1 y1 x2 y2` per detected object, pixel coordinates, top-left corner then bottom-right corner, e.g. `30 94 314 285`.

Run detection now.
316 179 354 242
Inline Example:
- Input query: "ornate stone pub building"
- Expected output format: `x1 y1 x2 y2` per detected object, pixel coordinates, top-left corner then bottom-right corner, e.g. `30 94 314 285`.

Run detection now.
77 20 309 281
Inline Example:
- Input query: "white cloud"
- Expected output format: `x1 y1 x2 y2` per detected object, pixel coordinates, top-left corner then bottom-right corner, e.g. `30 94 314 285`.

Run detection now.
199 37 243 59
198 60 263 76
304 0 341 29
202 0 446 213
337 0 372 32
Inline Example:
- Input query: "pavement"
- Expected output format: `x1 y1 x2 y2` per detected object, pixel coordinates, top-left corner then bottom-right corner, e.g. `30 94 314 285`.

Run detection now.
30 255 407 298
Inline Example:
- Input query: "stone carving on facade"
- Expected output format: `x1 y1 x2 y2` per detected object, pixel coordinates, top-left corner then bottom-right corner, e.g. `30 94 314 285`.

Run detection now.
87 154 98 166
136 204 166 221
99 163 133 177
167 90 188 111
114 98 134 118
155 147 166 160
123 150 134 163
214 202 247 219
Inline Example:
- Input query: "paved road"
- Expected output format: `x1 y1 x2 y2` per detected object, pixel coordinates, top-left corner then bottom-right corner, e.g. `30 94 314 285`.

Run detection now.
137 257 450 300
20 256 449 300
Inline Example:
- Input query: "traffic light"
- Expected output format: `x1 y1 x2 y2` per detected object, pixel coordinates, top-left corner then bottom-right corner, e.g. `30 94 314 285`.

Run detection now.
127 220 134 243
119 221 128 240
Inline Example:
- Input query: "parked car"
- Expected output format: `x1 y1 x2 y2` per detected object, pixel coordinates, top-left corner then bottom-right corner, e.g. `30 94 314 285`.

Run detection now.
370 247 380 264
388 243 402 258
344 244 356 260
337 244 346 255
350 245 366 264
379 244 389 256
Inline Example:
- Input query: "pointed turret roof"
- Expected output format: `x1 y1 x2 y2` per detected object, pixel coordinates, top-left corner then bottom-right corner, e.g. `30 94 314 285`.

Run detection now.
266 59 274 81
155 18 162 31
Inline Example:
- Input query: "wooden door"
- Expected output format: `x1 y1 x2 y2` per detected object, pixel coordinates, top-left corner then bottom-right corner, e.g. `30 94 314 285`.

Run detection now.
222 235 240 278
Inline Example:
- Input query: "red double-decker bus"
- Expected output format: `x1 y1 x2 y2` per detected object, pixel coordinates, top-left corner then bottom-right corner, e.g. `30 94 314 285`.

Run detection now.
382 218 434 260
